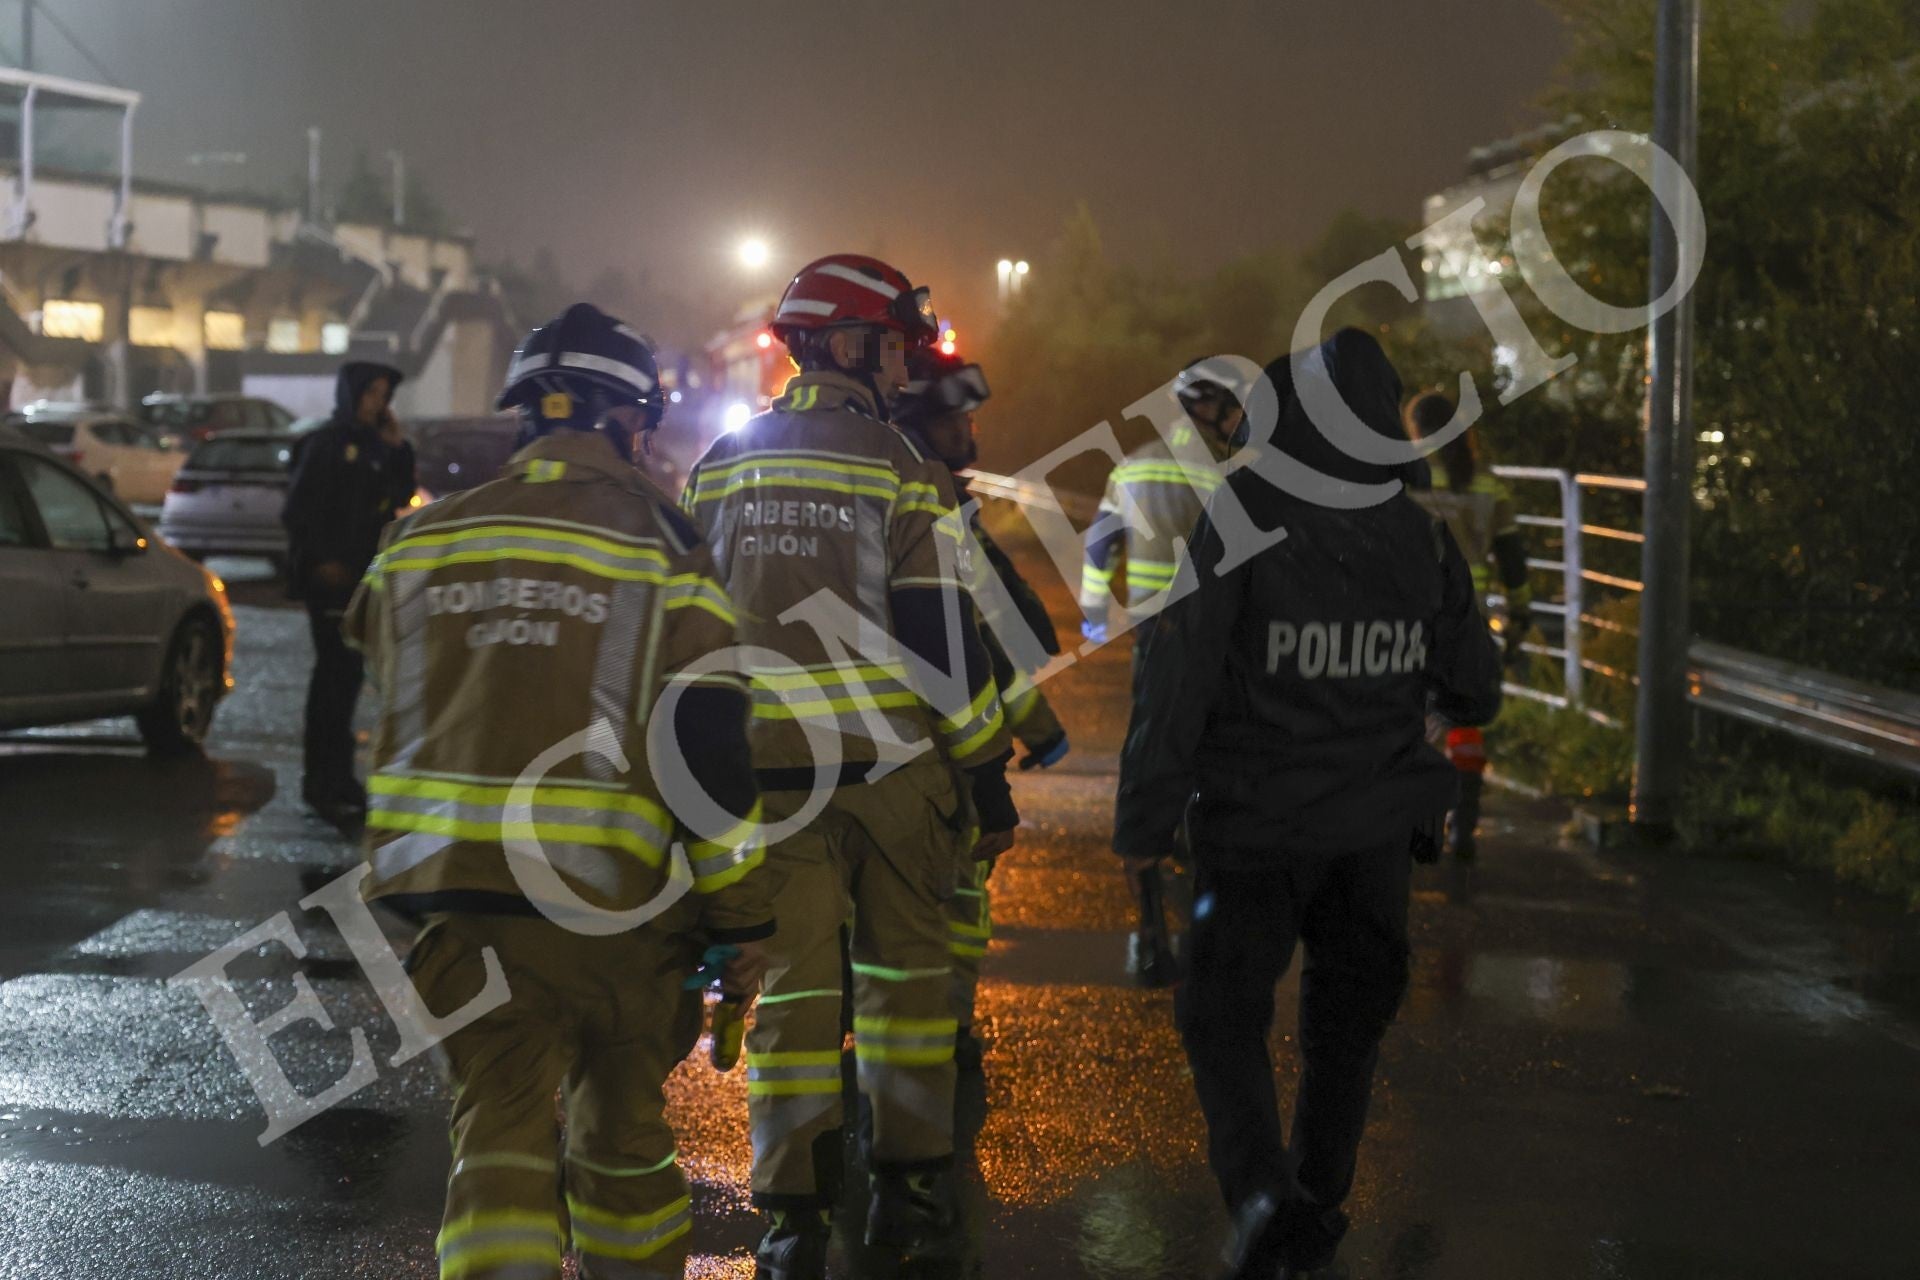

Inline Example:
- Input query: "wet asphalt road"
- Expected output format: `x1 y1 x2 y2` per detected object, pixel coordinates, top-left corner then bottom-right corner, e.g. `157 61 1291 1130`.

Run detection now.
3 535 1920 1280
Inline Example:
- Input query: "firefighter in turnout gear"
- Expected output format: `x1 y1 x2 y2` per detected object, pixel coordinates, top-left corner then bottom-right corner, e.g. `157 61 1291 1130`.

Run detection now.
1084 358 1244 986
1081 357 1243 688
681 255 1018 1277
894 346 1067 1057
1115 331 1501 1279
345 303 775 1280
1404 390 1533 861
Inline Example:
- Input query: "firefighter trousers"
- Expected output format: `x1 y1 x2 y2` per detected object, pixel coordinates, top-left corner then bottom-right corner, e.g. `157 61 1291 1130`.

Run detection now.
746 761 973 1208
947 859 992 1027
409 908 705 1280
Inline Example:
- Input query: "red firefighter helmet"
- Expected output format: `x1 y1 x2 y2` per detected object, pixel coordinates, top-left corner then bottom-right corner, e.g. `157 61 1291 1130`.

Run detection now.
770 254 940 349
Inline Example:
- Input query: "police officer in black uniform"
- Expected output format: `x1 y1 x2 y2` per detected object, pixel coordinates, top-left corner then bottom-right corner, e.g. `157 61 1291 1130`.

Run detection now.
281 360 415 825
1115 329 1501 1279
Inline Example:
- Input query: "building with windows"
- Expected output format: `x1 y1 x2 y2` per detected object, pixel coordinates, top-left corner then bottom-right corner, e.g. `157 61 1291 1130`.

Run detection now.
0 68 513 418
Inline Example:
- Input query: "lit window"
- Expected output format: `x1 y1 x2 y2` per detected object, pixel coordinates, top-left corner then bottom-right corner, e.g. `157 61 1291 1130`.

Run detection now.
204 312 246 351
129 306 177 348
321 322 350 355
267 319 303 353
42 299 104 342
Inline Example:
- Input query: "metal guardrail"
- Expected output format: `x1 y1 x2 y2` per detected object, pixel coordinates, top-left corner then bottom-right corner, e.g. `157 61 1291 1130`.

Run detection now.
1690 641 1920 778
962 467 1096 521
968 463 1920 779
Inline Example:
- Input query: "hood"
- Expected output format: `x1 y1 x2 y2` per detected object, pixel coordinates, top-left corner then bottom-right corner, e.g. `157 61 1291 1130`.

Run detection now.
1259 327 1410 487
334 360 406 421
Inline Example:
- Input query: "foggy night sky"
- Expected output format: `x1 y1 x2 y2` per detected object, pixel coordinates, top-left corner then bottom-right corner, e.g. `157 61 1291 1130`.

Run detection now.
17 0 1569 343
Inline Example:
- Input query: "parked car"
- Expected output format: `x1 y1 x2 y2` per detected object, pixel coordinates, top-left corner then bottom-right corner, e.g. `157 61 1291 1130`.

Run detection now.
9 407 186 506
139 393 295 442
0 423 234 754
158 430 433 571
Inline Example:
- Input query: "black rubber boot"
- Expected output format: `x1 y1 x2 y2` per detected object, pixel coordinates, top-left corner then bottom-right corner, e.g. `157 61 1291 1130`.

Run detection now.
865 1168 954 1262
755 1208 831 1280
1126 929 1180 987
1447 773 1483 863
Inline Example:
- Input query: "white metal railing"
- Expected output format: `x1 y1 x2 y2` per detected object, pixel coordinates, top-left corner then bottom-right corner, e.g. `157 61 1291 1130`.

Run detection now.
968 463 1920 778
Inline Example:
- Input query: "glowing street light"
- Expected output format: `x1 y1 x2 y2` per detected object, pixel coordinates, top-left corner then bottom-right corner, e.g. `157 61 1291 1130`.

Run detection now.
737 237 771 270
997 259 1031 307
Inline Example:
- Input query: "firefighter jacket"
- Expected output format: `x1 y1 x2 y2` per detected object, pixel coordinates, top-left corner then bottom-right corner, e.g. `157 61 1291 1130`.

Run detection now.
680 371 1016 828
1081 422 1232 616
956 482 1062 745
1115 329 1503 865
1409 460 1533 612
343 429 772 940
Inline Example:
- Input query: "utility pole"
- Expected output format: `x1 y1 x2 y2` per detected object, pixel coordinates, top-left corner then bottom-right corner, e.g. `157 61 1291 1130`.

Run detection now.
1631 0 1702 840
388 150 405 228
21 0 33 70
306 127 322 224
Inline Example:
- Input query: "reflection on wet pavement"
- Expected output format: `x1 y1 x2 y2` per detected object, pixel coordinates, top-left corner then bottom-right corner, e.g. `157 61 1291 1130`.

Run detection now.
3 540 1920 1278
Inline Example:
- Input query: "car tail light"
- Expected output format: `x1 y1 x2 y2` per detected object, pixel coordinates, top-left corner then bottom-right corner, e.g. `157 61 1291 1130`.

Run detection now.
170 478 203 495
55 446 83 464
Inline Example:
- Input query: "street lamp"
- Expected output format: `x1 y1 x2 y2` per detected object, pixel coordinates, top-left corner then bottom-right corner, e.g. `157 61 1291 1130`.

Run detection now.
997 259 1030 307
737 237 771 270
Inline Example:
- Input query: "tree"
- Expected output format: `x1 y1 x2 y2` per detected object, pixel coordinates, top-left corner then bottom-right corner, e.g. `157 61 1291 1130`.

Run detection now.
1519 0 1920 688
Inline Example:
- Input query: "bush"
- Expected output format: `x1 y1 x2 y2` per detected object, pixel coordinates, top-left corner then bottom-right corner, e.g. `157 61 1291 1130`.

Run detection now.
1681 759 1920 911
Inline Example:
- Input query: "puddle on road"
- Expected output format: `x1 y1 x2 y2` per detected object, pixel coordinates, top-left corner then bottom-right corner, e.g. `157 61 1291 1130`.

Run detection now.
1413 949 1887 1038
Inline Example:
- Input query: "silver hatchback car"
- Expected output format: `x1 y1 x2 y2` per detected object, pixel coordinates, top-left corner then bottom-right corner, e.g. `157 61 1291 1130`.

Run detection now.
0 425 235 754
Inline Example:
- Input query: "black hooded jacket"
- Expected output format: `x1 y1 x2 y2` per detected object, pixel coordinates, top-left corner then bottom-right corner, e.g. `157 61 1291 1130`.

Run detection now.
281 361 415 600
1113 329 1501 864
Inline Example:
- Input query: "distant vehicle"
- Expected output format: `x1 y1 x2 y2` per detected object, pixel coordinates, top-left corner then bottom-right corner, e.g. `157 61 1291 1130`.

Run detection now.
158 430 434 572
139 393 295 442
0 423 234 754
9 408 185 505
157 432 297 570
411 417 519 497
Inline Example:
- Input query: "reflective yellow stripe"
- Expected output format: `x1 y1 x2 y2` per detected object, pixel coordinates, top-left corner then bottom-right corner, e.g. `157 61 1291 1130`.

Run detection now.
663 572 736 626
690 472 898 504
753 691 921 720
567 1193 692 1261
566 1149 679 1178
750 662 907 690
437 1211 565 1275
853 1016 959 1036
853 1015 960 1067
370 774 671 824
697 450 900 488
522 458 568 483
383 521 669 565
948 700 1007 760
368 810 669 863
567 1193 689 1232
1116 462 1221 489
747 1051 843 1067
938 682 997 736
747 1077 843 1096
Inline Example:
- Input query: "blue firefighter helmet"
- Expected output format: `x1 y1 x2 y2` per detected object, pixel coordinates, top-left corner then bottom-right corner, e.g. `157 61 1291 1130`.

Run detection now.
498 303 665 457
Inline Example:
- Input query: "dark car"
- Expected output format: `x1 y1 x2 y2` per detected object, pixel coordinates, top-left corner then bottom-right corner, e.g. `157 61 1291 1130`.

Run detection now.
139 394 295 443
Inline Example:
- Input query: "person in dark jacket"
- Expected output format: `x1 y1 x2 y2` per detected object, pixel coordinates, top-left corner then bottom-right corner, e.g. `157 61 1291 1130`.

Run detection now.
280 360 414 823
1114 329 1501 1279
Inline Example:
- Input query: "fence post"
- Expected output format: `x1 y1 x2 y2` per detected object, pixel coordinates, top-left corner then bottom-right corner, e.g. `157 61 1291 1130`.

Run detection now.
1562 471 1584 705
